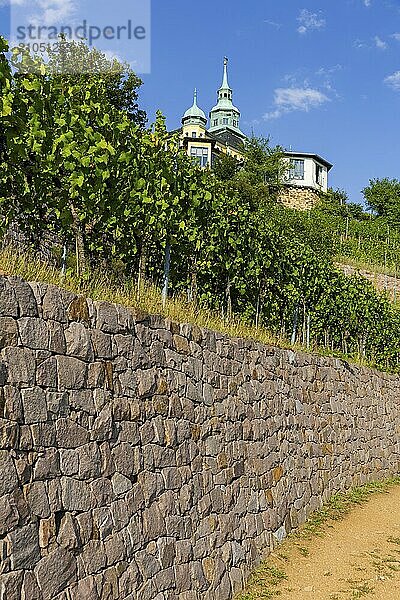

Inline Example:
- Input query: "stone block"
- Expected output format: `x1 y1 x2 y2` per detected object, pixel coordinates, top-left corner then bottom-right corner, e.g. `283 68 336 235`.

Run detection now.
34 547 77 600
61 477 94 511
80 540 107 575
67 296 90 323
0 417 19 449
0 278 18 317
90 330 113 359
21 387 47 423
56 417 89 448
24 481 50 518
69 576 100 600
95 301 120 333
111 473 132 496
46 391 69 418
2 347 36 385
56 356 87 390
0 316 18 349
0 570 24 600
2 386 23 422
48 320 66 354
57 513 82 550
9 523 41 570
21 571 42 600
65 322 94 361
0 494 19 536
36 357 58 388
0 450 18 495
42 286 72 322
18 317 49 350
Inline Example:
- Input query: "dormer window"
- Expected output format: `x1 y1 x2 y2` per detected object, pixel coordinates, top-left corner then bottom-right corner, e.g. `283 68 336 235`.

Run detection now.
192 132 196 138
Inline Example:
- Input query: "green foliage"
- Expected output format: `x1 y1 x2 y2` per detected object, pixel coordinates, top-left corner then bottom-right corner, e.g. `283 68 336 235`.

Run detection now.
363 178 400 225
2 37 400 372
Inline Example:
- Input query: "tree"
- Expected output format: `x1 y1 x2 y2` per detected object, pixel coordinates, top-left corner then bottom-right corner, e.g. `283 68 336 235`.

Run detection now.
46 37 147 127
227 136 287 207
362 178 400 225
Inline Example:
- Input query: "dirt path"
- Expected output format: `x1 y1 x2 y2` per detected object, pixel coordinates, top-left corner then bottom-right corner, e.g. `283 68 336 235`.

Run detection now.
269 486 400 599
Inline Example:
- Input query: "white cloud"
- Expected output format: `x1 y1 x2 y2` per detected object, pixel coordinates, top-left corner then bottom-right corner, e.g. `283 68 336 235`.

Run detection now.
374 35 387 50
0 0 76 25
264 87 329 120
264 19 281 29
364 0 371 6
392 33 400 41
297 9 326 34
0 0 27 5
384 71 400 91
31 0 76 27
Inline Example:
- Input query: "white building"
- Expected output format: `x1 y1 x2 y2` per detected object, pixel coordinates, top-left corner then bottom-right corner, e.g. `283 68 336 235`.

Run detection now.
280 151 333 209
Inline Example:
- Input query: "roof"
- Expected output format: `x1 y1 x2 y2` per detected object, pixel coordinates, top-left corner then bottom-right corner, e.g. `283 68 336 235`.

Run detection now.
209 128 246 152
284 151 333 171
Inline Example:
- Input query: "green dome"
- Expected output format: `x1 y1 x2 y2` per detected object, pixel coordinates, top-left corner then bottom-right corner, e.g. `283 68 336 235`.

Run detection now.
182 89 207 125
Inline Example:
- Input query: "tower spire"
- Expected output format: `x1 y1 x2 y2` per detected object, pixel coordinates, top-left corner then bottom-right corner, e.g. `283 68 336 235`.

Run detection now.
222 57 230 89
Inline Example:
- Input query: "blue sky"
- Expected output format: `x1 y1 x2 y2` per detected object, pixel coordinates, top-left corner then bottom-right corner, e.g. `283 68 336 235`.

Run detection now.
140 0 400 205
1 0 400 204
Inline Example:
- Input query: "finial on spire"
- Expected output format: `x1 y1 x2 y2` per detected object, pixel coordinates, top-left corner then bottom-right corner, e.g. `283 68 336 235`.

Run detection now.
224 56 228 67
193 88 198 105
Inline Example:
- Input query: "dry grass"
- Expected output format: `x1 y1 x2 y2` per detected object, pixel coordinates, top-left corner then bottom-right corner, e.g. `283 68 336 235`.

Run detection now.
0 246 392 372
335 256 398 278
0 246 288 348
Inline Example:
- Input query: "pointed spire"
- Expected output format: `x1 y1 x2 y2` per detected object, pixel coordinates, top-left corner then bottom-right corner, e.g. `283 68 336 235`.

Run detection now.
182 88 207 126
221 57 230 90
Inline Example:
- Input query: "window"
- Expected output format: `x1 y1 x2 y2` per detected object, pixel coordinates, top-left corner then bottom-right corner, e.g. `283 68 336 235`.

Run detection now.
213 119 218 126
222 118 228 125
192 132 196 138
233 120 237 127
190 146 209 167
289 159 304 180
316 164 323 185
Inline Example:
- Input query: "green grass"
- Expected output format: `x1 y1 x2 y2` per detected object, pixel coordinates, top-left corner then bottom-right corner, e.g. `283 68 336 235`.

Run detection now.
236 477 400 600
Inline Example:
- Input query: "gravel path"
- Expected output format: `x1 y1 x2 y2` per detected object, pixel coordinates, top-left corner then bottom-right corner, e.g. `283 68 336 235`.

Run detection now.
269 486 400 599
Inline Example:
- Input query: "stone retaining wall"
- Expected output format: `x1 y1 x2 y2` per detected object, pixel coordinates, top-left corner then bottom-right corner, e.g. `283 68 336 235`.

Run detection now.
1 275 399 600
279 185 321 210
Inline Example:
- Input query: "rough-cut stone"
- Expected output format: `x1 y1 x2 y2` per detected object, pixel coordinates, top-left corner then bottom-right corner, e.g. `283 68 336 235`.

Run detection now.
36 357 58 388
65 322 94 361
34 547 77 599
56 356 87 389
18 317 49 350
0 278 18 318
0 494 19 535
57 513 82 550
0 450 18 495
0 570 24 600
56 417 89 448
1 347 35 385
42 285 69 322
21 387 47 423
0 316 18 349
8 523 41 570
24 481 50 518
61 477 94 511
